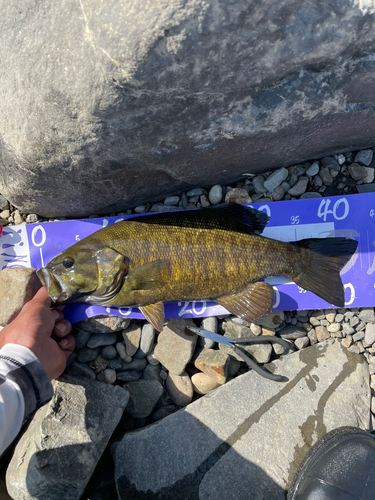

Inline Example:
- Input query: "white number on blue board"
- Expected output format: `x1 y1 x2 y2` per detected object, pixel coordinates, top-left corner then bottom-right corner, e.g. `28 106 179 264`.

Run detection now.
291 215 299 225
344 283 355 306
317 198 349 222
273 286 280 308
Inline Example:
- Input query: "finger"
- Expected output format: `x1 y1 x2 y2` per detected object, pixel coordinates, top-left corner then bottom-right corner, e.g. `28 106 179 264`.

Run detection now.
53 320 72 337
31 287 52 307
58 335 76 355
53 305 65 312
51 310 64 322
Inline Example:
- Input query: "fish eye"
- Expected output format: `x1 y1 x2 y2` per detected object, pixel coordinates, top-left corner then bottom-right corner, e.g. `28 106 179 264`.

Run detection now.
62 257 74 269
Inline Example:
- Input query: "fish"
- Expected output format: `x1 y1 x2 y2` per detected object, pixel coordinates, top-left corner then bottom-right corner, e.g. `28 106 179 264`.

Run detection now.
36 204 358 331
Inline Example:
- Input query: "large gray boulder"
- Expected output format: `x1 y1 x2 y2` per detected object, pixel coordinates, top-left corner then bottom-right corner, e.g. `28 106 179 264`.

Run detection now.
6 375 129 500
1 1 375 217
112 340 370 499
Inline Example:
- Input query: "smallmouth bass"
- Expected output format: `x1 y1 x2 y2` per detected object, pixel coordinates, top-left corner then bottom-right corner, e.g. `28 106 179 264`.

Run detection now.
36 204 358 331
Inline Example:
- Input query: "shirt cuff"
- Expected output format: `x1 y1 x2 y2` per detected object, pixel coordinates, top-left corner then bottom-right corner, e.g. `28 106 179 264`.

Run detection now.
0 344 53 422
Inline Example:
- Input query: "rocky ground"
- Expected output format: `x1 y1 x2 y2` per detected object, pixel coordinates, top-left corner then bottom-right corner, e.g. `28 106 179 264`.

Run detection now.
1 148 375 499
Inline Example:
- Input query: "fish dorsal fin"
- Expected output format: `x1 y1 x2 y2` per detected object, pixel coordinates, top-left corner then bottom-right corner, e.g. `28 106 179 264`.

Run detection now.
139 302 164 331
129 203 269 235
126 259 171 290
215 281 274 322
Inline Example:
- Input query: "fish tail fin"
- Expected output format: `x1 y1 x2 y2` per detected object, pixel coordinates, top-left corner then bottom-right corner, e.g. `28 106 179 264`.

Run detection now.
290 237 358 307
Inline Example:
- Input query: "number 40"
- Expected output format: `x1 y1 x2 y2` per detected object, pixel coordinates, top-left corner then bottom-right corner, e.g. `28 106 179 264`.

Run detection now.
317 198 349 222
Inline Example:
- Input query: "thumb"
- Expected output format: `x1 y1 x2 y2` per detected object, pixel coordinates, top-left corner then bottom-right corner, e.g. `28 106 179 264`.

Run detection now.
31 286 52 307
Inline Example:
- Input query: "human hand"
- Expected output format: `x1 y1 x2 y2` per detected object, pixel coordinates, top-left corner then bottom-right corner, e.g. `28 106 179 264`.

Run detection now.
0 287 75 380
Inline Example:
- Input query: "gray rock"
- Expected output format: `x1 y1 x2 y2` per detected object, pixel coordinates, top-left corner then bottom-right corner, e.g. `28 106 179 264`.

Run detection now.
359 308 375 323
186 188 207 197
146 350 160 366
101 345 118 360
142 364 163 384
115 342 127 360
122 324 142 357
164 196 180 206
320 167 333 185
321 156 340 170
121 358 147 372
305 162 319 177
364 323 375 347
152 405 178 422
307 329 318 345
208 185 223 204
122 380 164 418
300 192 322 199
348 162 367 180
134 205 148 214
198 316 218 348
343 323 355 335
76 347 101 363
250 323 262 335
134 323 156 359
200 193 211 207
271 185 285 201
87 333 117 348
355 149 373 166
65 361 96 380
112 341 370 500
150 203 185 212
353 332 365 342
77 316 130 334
253 311 285 329
294 336 310 350
166 371 194 406
288 176 308 197
263 168 288 193
313 175 323 187
117 370 142 382
26 213 39 223
357 183 375 193
7 375 129 500
109 358 123 370
0 268 41 326
278 326 306 340
154 319 197 375
252 176 267 194
74 328 92 349
3 2 375 218
363 167 375 184
0 194 8 210
97 368 117 384
327 323 341 333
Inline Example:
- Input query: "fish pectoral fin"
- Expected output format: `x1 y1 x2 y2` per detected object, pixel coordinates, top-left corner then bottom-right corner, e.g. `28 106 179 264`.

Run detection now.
216 281 274 322
139 302 164 331
96 247 126 286
126 259 171 290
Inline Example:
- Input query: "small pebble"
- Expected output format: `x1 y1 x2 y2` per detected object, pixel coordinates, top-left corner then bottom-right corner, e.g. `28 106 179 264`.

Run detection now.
117 370 142 382
186 188 207 197
306 162 319 177
74 329 92 349
224 188 252 204
87 333 117 348
135 323 156 359
26 214 39 223
354 149 373 166
13 210 24 225
252 176 267 193
263 168 288 192
288 176 308 197
76 347 101 363
101 345 118 360
208 185 223 204
294 337 310 350
164 196 180 206
116 342 127 360
320 168 333 185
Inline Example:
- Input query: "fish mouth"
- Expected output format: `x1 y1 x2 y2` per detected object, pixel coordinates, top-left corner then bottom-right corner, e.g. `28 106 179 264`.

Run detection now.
36 268 71 304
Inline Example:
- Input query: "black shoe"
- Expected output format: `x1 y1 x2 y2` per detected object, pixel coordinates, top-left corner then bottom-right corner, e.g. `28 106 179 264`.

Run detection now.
287 426 375 500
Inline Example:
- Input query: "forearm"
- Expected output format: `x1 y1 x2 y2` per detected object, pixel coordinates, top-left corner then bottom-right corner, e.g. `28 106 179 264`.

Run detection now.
0 344 53 457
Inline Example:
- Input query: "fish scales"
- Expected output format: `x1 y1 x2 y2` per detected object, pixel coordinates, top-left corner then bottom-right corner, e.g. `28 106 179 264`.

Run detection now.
37 204 358 331
88 220 299 306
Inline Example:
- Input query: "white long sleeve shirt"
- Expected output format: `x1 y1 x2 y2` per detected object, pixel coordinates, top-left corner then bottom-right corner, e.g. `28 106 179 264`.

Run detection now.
0 344 53 457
